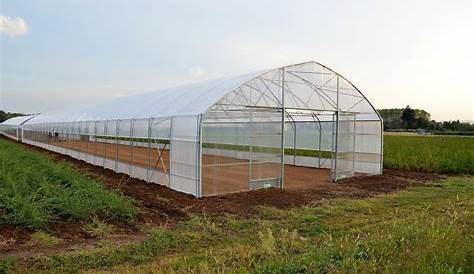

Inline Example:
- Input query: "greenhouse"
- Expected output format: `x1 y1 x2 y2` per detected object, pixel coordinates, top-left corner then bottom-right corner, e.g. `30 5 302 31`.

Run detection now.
1 61 383 197
0 115 36 141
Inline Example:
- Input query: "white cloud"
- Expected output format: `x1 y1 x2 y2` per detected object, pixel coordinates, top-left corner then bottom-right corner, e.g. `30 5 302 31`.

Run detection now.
0 15 28 38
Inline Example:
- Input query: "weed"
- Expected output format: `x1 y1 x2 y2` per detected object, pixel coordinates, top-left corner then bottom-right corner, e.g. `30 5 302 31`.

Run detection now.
0 257 16 274
83 218 113 238
258 228 276 256
27 232 62 247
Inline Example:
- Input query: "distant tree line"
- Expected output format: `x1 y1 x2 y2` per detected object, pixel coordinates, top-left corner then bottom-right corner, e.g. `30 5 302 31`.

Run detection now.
0 110 30 123
378 106 474 133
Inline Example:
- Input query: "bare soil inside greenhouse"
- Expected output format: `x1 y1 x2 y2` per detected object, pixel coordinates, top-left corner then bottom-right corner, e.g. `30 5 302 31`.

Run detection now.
48 140 333 195
1 137 445 259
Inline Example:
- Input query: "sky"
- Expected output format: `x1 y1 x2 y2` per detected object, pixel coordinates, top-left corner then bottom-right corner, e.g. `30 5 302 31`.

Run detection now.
0 0 472 121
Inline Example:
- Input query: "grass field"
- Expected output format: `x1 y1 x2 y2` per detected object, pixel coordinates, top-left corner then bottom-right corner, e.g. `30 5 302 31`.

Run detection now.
2 176 472 273
1 135 474 273
384 135 474 174
0 138 136 229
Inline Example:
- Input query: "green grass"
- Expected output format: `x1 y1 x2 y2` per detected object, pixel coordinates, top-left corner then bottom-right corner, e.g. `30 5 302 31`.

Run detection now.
0 138 137 229
6 176 473 273
27 232 62 247
82 217 114 239
384 135 474 174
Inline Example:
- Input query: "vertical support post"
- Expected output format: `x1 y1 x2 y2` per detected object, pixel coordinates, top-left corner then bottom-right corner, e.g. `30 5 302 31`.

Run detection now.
311 113 322 168
46 123 49 148
318 120 322 168
380 119 384 174
79 122 82 156
130 119 134 176
103 121 107 167
115 120 119 172
352 115 356 174
249 108 253 185
280 67 285 189
147 118 151 183
83 121 89 162
285 113 296 166
66 123 68 153
332 75 340 182
94 121 97 165
168 116 173 188
293 119 296 165
196 114 203 198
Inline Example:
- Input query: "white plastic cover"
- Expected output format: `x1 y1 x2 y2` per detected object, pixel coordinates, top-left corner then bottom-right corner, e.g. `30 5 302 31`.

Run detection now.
1 115 36 126
26 72 264 124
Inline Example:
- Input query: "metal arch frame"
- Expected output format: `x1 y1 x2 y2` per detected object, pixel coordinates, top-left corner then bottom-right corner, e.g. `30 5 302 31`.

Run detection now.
200 61 383 192
311 113 323 168
288 61 384 175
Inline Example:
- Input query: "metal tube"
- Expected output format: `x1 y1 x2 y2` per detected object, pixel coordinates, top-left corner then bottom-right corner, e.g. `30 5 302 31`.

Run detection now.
332 75 340 182
280 67 285 189
115 120 119 172
147 118 151 183
352 115 356 174
293 122 296 166
103 121 106 167
380 120 384 174
319 121 322 168
168 116 173 188
249 108 253 184
130 119 134 176
311 113 322 168
197 114 203 198
94 121 98 165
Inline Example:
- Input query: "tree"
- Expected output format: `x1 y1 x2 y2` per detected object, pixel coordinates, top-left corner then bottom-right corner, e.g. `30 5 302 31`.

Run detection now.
0 110 29 123
401 105 416 129
0 110 7 123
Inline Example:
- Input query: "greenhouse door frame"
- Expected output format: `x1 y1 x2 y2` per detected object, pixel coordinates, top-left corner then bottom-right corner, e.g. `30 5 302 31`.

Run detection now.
247 107 284 190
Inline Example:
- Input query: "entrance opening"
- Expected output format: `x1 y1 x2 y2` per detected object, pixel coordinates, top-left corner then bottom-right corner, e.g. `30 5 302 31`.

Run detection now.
282 109 333 190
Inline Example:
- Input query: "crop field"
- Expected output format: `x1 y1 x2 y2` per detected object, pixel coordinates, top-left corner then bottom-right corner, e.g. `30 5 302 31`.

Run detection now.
384 135 474 174
0 135 473 273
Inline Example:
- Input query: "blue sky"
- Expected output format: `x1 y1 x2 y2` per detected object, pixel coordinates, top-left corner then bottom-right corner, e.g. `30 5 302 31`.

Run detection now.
1 0 472 121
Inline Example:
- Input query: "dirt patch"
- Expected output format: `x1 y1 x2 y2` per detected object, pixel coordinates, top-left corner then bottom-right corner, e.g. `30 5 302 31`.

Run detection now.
0 136 446 259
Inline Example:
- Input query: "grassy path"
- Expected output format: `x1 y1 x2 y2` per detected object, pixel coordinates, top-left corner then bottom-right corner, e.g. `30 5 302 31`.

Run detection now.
5 176 472 273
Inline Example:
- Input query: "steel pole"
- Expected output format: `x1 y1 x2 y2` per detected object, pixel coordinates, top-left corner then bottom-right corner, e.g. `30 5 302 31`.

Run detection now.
280 67 285 189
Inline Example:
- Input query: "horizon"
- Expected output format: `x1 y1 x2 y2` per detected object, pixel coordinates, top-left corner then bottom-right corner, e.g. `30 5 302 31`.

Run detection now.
1 0 472 121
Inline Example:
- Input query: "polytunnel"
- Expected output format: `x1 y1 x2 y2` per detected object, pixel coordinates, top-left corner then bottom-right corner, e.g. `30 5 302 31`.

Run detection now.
11 61 383 197
0 115 36 141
